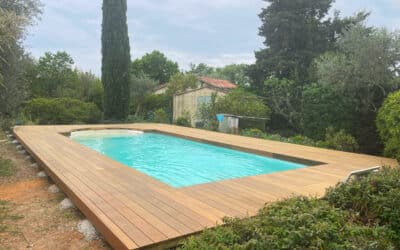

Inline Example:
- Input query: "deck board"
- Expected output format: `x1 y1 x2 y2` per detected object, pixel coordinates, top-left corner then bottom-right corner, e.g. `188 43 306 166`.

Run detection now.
13 124 398 249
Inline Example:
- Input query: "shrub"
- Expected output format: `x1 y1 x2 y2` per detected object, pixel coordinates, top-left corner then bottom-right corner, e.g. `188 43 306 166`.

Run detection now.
0 116 13 131
325 167 400 243
300 84 355 140
152 108 169 123
216 88 270 118
240 128 265 138
181 196 395 249
377 91 400 162
24 98 101 125
175 117 191 127
320 127 359 152
288 134 316 146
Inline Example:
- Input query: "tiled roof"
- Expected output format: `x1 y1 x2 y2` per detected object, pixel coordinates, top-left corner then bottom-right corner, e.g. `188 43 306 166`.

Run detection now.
199 76 237 89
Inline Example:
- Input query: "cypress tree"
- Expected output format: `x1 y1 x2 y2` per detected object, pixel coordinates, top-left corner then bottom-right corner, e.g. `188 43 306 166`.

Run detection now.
101 0 131 120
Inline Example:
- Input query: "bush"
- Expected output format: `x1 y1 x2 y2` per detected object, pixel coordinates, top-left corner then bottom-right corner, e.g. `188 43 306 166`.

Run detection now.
24 98 101 124
0 116 13 131
320 127 359 152
152 108 169 123
300 84 355 140
181 196 395 249
240 128 265 138
325 167 400 243
216 88 270 118
377 91 400 162
175 117 191 127
241 127 359 153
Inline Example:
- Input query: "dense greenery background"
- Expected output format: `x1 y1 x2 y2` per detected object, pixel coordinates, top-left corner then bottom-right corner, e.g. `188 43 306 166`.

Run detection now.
1 0 399 158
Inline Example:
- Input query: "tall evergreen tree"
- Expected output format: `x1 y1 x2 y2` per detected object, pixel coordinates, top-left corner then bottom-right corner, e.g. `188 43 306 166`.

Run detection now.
247 0 368 90
101 0 131 120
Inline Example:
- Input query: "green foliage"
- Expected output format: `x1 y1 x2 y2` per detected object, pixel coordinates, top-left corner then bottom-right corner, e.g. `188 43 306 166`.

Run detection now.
301 84 355 140
318 128 359 152
377 91 400 162
102 0 131 120
248 0 367 87
240 128 265 138
131 50 179 84
152 108 169 124
31 51 76 98
241 128 359 152
325 167 400 243
130 75 157 116
141 94 171 116
166 73 198 96
262 77 300 129
216 88 270 118
314 25 400 154
181 196 395 249
175 117 191 127
0 0 41 117
24 98 101 124
197 93 219 130
188 63 215 77
0 157 16 177
189 63 249 86
0 116 13 131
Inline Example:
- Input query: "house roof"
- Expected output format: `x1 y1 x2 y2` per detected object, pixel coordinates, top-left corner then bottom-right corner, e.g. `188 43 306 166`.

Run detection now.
199 76 237 89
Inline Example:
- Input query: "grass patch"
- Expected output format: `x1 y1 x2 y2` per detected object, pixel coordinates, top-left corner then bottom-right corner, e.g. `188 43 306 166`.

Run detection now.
62 209 78 220
0 157 16 177
0 200 23 234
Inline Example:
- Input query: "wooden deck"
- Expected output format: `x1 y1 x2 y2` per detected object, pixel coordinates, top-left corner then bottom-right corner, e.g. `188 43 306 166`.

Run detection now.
13 124 398 249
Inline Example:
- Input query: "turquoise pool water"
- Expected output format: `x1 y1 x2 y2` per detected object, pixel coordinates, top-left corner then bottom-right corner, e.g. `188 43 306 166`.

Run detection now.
71 131 306 187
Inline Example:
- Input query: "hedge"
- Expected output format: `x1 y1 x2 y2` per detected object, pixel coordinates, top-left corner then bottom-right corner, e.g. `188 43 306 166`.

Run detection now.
180 167 400 249
24 98 101 124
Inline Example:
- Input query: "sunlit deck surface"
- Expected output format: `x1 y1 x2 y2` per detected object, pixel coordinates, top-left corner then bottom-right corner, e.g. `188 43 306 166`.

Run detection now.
13 124 398 249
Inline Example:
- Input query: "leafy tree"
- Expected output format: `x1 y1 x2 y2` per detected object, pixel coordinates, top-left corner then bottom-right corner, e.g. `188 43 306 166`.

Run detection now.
315 25 400 153
248 0 368 90
131 50 179 84
262 77 301 130
216 88 270 118
0 0 42 116
214 64 249 86
166 73 198 96
31 51 76 98
77 71 103 110
300 84 354 140
130 75 157 116
102 0 131 120
188 63 214 76
376 91 400 162
188 63 248 86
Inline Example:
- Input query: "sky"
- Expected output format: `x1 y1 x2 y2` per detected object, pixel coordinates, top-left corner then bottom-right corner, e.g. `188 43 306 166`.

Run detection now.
24 0 400 75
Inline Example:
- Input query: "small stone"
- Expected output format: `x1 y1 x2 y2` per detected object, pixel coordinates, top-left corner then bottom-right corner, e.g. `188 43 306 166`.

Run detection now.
17 150 26 155
48 184 60 193
12 139 19 144
77 220 98 241
24 155 32 161
37 171 47 178
30 163 38 168
60 198 75 209
16 145 23 150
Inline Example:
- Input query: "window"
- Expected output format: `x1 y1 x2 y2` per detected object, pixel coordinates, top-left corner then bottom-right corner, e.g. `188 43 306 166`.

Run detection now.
197 96 211 106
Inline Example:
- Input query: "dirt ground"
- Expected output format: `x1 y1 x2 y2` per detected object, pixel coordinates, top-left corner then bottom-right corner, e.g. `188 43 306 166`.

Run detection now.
0 131 109 250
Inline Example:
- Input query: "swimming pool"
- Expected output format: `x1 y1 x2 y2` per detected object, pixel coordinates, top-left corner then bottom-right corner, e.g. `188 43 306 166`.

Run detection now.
71 130 306 188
